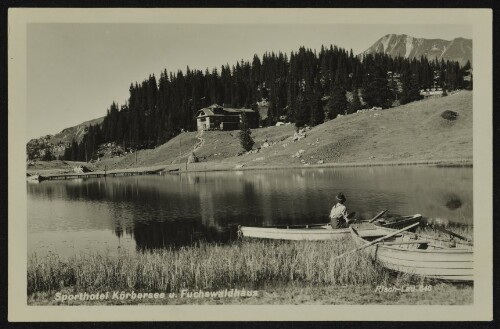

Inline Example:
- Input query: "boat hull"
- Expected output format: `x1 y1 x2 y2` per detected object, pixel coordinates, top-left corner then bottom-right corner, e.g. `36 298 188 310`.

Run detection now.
239 214 421 241
239 226 350 241
350 224 473 281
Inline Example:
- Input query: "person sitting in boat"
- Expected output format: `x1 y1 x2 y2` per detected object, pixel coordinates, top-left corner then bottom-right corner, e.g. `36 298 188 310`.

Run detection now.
329 192 351 228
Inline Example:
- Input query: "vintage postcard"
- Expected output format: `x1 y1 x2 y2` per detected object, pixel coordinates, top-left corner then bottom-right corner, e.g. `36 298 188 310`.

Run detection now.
8 8 492 321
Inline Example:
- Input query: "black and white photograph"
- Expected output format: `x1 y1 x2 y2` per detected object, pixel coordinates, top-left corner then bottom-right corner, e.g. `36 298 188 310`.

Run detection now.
8 8 493 321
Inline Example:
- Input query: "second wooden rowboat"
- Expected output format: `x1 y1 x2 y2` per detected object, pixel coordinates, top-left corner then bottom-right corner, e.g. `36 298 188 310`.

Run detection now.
349 222 473 281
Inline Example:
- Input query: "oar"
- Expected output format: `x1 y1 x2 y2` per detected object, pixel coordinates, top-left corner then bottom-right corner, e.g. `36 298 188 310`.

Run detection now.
333 222 420 261
431 224 472 243
368 209 388 223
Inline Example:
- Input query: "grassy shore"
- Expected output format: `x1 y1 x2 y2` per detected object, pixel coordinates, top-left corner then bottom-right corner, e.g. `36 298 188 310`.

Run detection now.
28 237 473 305
27 158 472 178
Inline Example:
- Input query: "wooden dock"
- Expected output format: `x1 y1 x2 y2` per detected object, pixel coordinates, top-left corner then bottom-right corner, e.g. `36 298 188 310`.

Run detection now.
36 167 166 182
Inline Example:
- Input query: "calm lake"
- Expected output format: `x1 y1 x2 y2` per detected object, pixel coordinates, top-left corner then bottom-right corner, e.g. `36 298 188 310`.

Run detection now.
27 166 472 257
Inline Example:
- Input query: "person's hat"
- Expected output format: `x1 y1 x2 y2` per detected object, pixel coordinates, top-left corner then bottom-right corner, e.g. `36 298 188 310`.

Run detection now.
336 192 346 202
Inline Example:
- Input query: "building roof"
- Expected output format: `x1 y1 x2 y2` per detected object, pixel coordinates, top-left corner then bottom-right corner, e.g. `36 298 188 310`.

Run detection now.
195 105 255 118
223 108 255 113
196 108 215 117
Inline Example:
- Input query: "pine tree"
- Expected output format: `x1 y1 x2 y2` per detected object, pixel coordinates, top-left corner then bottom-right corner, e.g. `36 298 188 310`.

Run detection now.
400 65 423 105
70 139 78 161
309 75 324 125
349 87 362 114
63 144 71 161
361 55 393 108
388 72 400 102
42 147 54 161
326 67 348 119
239 112 254 151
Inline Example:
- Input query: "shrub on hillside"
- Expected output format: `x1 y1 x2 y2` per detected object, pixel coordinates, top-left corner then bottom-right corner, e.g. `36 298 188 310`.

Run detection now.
239 113 255 152
441 110 458 121
294 120 306 131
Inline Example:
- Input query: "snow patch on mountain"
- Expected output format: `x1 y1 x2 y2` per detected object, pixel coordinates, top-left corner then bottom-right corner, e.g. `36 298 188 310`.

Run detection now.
381 34 394 52
405 35 414 57
440 46 448 59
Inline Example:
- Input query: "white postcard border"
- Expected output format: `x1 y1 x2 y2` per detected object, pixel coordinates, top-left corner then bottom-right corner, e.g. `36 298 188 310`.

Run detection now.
8 8 493 321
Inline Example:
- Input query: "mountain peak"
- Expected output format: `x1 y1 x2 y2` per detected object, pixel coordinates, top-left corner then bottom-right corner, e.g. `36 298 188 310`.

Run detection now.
362 34 472 65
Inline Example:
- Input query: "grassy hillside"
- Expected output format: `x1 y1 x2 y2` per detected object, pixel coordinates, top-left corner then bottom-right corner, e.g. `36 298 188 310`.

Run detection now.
89 90 471 171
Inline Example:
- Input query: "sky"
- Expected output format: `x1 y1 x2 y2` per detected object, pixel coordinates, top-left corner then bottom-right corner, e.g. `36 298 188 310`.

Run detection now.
26 23 472 141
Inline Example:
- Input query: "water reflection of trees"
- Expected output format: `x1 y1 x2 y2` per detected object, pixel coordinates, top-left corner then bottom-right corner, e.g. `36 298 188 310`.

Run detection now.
123 219 231 251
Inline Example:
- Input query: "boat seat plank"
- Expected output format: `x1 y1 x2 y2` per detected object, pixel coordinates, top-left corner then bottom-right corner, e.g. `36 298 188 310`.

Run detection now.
381 240 429 246
360 233 403 239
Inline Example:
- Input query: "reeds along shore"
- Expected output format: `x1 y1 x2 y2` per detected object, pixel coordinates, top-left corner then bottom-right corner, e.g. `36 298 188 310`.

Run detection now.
29 237 444 295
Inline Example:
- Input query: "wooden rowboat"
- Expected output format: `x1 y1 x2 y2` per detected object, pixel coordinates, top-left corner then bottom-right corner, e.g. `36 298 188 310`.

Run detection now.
238 214 421 241
349 223 473 281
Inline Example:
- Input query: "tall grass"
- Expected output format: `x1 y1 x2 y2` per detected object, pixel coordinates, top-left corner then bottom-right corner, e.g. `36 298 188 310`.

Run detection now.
28 238 394 294
418 223 473 242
